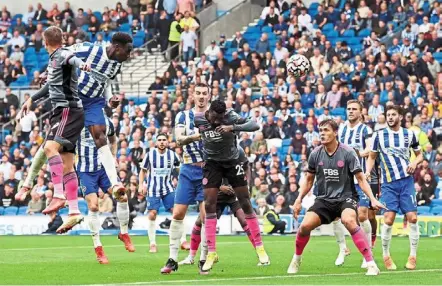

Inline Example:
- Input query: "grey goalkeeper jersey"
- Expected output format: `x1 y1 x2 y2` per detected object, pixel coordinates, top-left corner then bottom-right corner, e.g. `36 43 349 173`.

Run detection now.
194 109 258 162
46 47 82 108
307 143 362 202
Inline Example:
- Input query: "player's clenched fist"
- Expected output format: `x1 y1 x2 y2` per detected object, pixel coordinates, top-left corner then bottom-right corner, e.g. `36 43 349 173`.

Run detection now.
292 198 302 219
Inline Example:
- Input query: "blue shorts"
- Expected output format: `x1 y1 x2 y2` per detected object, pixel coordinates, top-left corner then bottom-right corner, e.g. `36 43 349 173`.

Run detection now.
81 97 106 127
174 164 204 205
356 185 370 208
78 168 111 196
147 192 175 212
380 176 417 214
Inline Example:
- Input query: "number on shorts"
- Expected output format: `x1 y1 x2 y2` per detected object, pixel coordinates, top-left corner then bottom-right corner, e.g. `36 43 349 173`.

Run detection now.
235 164 245 176
410 195 417 206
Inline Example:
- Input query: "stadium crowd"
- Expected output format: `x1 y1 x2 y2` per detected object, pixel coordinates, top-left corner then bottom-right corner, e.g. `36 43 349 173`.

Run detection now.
0 0 441 223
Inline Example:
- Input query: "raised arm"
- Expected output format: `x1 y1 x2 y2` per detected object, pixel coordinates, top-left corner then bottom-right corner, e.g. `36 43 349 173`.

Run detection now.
175 111 201 146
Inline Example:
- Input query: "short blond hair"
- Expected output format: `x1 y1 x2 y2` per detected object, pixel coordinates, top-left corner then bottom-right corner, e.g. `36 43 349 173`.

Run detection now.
43 26 63 46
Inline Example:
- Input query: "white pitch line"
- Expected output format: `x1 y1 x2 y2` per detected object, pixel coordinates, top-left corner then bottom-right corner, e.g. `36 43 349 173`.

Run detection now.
115 269 442 285
0 240 296 252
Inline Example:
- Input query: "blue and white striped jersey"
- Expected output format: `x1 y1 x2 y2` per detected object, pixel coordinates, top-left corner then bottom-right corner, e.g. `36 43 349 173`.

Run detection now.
141 148 181 197
175 108 204 164
76 116 115 173
70 42 121 100
371 127 420 183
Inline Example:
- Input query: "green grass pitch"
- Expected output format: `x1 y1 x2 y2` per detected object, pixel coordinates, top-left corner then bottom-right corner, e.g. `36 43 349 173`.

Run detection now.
0 235 441 285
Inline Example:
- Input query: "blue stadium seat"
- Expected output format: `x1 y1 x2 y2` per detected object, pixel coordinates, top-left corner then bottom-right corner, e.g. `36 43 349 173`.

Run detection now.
79 205 88 215
330 107 345 117
81 24 89 32
17 207 28 215
417 206 431 215
0 207 4 215
322 23 334 31
309 2 319 10
93 11 103 22
59 208 69 215
133 36 144 48
342 29 355 37
262 26 272 33
325 30 338 38
78 200 88 209
430 206 442 215
4 207 18 215
430 199 442 207
25 47 36 56
358 28 371 37
119 23 131 33
282 138 291 146
12 14 23 21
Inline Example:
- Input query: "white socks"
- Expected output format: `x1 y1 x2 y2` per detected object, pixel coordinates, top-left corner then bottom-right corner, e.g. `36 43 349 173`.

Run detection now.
117 202 129 234
382 224 393 257
200 223 208 262
169 219 184 261
333 220 347 252
88 211 102 248
180 230 187 244
148 218 156 246
24 147 47 187
409 222 419 257
98 145 119 186
360 220 372 248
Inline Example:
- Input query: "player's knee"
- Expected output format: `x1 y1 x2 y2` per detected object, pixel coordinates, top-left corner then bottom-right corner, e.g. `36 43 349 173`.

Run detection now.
383 217 394 226
406 213 417 224
298 224 312 236
358 212 368 222
148 211 157 220
43 143 57 157
341 217 358 231
172 210 186 220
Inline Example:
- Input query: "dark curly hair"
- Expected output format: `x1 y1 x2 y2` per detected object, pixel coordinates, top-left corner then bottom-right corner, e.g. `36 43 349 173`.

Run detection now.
111 32 133 45
209 99 226 114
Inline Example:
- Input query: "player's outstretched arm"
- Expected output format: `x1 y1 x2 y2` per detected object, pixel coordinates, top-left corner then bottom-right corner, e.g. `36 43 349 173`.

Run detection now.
175 126 200 146
108 134 118 157
19 83 49 118
293 172 315 219
233 118 260 132
355 172 386 211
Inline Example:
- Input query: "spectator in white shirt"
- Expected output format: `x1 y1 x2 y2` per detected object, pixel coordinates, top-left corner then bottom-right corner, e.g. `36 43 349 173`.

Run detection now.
309 48 324 76
357 0 370 19
9 45 24 64
7 31 25 49
298 7 312 29
0 154 12 180
19 107 37 142
22 4 35 22
418 16 431 34
260 0 280 20
273 41 288 64
368 95 384 122
204 41 221 63
180 25 198 66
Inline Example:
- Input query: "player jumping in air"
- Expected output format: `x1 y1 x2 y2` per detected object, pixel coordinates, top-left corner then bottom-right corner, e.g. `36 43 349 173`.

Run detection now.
161 83 209 274
287 119 385 276
77 117 134 263
365 105 423 270
139 133 181 253
16 33 133 211
19 26 90 227
179 147 256 274
195 99 270 272
334 100 380 268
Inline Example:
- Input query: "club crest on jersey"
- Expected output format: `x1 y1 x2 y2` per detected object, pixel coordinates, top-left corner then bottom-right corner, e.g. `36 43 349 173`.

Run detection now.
202 178 208 185
337 160 344 168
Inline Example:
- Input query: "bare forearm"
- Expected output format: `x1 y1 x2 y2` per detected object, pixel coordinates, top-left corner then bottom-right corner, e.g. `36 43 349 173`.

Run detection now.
365 152 377 174
357 174 375 201
139 170 145 188
176 133 200 146
414 152 424 166
108 134 117 156
297 176 314 201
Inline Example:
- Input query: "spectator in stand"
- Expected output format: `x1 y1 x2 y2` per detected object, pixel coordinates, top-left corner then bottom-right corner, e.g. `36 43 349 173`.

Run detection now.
177 0 195 14
273 16 288 35
27 190 44 214
22 5 34 23
260 1 280 20
204 40 220 63
98 189 113 213
75 8 88 28
9 45 24 64
33 3 48 21
156 11 171 61
0 180 16 207
255 33 270 55
415 182 431 206
264 7 279 27
7 30 25 49
335 13 349 35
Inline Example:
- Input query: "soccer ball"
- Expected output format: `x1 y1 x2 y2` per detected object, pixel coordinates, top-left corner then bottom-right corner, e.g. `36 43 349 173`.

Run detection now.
286 54 311 78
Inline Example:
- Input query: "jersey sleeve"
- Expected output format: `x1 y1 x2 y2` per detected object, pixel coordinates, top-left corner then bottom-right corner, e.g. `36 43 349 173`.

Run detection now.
410 131 421 151
227 109 242 124
140 151 150 170
173 152 181 167
371 131 379 152
346 149 362 175
60 49 76 65
175 111 186 128
364 125 373 137
106 118 115 137
307 150 317 174
72 42 93 61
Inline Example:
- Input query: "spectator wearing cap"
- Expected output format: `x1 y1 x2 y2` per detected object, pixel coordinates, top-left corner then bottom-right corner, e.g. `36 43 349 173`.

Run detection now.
33 3 48 21
0 180 16 207
204 40 221 64
289 129 307 158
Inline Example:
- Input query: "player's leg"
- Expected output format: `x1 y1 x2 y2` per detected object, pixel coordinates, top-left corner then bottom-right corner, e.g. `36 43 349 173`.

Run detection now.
82 172 108 264
44 106 84 214
117 193 135 252
287 210 322 274
332 219 349 266
357 185 372 268
380 182 399 270
162 164 201 274
232 203 255 248
369 183 380 247
15 145 47 201
147 205 159 252
180 214 202 265
230 168 269 266
340 205 379 275
368 209 377 247
87 106 124 197
55 152 84 233
400 177 419 270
